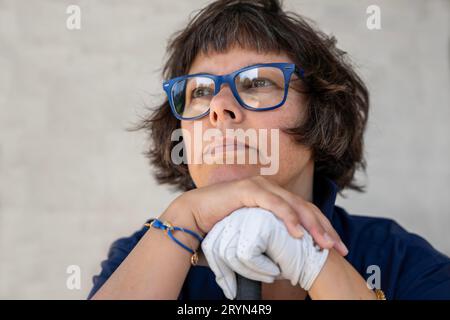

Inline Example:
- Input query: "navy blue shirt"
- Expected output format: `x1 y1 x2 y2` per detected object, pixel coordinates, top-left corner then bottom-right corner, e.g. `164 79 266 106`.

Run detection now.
88 174 450 300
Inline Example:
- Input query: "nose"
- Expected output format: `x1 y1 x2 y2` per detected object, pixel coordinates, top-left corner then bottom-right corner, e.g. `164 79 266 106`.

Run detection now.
209 84 244 126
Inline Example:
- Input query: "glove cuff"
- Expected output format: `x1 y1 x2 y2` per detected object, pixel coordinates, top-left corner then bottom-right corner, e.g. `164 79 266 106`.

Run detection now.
299 243 329 290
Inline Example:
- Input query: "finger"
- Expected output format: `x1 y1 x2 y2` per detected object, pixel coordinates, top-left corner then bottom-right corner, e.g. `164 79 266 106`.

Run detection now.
242 180 304 239
217 277 236 300
304 222 335 251
235 211 281 277
254 178 335 250
221 229 278 282
237 243 281 279
218 214 277 279
312 206 348 256
201 221 237 299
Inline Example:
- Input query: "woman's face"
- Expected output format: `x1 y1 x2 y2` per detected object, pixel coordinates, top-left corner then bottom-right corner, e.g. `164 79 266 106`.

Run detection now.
181 46 314 190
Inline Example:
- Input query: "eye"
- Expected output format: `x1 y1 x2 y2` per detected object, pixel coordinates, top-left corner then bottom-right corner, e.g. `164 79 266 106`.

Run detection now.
253 78 274 88
242 77 275 89
192 86 213 98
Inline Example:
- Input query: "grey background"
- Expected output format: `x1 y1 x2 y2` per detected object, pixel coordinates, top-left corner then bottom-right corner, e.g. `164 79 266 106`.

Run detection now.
0 0 449 299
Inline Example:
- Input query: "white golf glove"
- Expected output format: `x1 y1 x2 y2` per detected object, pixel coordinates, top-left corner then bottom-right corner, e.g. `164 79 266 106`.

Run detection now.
201 207 329 300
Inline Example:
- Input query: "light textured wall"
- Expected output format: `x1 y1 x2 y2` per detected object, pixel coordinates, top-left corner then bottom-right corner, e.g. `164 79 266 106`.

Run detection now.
0 0 448 299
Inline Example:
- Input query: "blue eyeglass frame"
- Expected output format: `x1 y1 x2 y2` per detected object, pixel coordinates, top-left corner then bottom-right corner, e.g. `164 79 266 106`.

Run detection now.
162 62 305 121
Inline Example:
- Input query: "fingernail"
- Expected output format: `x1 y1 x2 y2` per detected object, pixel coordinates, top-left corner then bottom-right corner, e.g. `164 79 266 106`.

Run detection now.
295 224 304 238
338 241 349 255
323 232 334 245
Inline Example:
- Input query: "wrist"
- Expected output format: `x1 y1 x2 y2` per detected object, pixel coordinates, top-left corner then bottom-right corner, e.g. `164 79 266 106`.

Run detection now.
159 201 206 248
307 248 377 299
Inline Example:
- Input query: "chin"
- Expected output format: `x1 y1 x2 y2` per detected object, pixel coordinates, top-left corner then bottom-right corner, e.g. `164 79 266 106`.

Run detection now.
203 164 261 186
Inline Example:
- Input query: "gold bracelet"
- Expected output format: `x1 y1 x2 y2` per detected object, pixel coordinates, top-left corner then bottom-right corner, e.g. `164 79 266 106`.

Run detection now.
190 251 199 266
374 288 386 300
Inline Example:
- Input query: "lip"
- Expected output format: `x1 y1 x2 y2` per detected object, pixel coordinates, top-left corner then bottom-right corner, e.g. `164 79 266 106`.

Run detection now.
203 137 256 156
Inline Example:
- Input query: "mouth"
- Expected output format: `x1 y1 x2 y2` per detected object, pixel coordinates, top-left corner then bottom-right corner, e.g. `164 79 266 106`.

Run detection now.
203 137 256 156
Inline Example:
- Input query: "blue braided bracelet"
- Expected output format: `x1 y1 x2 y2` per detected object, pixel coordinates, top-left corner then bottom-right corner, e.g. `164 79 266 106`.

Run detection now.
144 218 204 265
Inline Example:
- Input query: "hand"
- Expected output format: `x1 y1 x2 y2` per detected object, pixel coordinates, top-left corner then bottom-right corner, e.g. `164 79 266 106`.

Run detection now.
201 207 329 300
174 176 348 255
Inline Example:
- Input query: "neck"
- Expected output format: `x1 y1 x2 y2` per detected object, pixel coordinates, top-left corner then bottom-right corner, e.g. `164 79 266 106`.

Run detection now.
284 161 314 203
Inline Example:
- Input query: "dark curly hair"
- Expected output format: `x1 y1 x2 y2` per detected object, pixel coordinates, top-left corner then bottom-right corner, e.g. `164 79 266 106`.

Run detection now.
131 0 369 193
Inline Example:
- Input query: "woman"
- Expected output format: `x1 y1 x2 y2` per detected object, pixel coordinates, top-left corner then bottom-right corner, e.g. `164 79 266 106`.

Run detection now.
88 0 450 300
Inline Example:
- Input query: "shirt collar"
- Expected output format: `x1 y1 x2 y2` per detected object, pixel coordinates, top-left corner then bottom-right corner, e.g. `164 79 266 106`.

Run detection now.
312 172 338 221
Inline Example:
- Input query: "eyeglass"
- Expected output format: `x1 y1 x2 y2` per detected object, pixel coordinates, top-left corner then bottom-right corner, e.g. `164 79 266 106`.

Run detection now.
163 62 305 121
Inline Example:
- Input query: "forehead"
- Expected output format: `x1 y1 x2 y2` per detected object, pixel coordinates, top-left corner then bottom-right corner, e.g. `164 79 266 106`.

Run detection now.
188 46 294 75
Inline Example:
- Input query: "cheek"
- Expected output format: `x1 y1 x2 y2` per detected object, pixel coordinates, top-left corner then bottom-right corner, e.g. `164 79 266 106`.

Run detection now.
180 121 201 158
181 120 220 186
280 93 307 128
267 95 312 174
179 121 197 173
254 92 307 130
279 133 311 163
270 131 312 187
